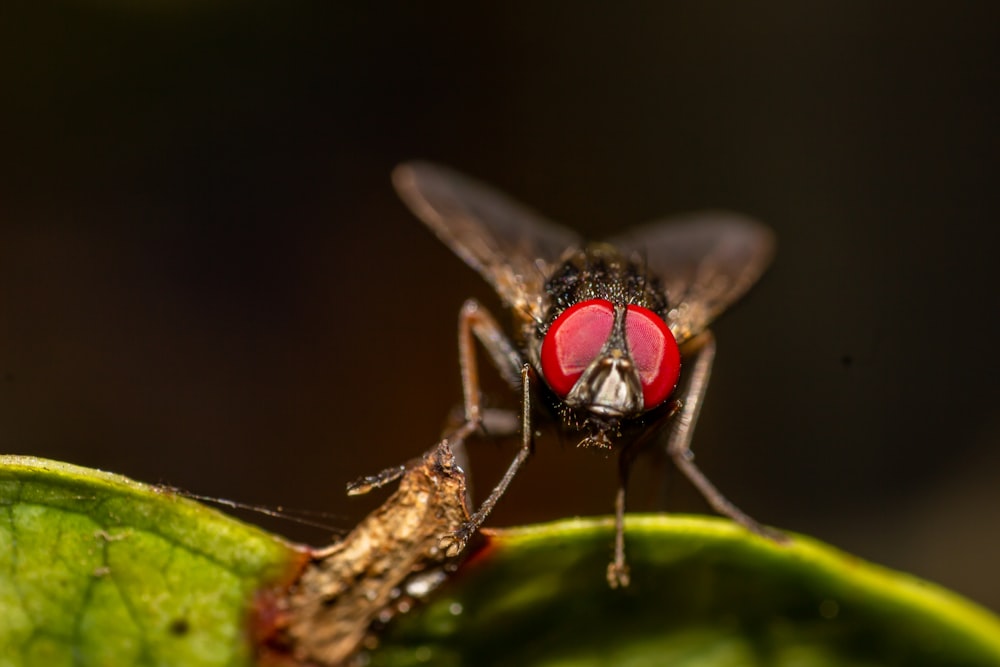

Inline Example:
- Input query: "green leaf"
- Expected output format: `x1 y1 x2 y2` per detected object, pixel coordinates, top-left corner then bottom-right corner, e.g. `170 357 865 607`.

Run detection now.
371 516 1000 667
3 457 999 667
0 456 303 667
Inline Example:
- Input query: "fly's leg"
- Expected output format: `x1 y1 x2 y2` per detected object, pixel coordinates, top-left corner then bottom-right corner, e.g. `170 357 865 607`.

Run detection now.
442 296 526 472
609 440 639 588
458 299 525 421
442 362 533 556
609 483 630 588
669 330 787 543
607 400 683 588
347 298 528 539
437 299 534 555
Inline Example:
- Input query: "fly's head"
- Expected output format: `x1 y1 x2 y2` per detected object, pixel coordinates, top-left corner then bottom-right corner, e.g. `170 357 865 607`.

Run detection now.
531 244 681 448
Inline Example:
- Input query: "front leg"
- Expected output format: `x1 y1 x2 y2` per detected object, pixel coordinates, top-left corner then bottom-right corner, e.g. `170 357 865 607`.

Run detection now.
667 330 786 542
442 362 534 556
349 298 531 556
449 299 525 438
608 400 682 588
437 299 535 556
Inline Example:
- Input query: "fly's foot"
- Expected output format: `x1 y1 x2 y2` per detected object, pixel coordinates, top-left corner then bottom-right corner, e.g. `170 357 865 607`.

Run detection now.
439 524 475 557
606 560 631 589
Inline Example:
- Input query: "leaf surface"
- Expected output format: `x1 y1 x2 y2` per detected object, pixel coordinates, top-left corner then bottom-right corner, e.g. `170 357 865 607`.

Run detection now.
0 456 304 667
3 457 999 667
371 516 1000 667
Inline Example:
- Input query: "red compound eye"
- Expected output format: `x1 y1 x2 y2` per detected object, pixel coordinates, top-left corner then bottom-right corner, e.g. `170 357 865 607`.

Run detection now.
541 299 614 398
625 305 681 409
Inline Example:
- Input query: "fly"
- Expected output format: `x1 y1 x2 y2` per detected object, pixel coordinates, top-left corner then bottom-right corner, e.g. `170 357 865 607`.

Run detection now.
389 161 784 587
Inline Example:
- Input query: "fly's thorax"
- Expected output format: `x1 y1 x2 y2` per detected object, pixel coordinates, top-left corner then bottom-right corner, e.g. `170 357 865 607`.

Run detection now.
541 244 670 324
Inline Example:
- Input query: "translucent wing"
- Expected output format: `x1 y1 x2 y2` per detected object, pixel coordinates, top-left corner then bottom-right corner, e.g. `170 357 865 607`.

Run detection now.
607 212 775 344
393 162 583 321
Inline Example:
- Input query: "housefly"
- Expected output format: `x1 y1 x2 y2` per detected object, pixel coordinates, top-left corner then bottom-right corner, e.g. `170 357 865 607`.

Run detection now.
389 161 782 587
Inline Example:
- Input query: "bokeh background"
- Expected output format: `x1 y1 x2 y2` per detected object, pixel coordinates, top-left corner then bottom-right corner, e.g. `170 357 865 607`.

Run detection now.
2 3 998 610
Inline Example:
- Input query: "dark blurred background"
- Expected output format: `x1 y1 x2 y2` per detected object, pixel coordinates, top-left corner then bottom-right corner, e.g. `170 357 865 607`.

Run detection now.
1 3 998 610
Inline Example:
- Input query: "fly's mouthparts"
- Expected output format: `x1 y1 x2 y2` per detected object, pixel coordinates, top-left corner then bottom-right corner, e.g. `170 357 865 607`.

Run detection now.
577 430 613 449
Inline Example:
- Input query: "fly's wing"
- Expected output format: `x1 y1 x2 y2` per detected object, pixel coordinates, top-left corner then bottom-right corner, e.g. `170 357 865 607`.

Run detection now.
393 162 582 321
607 212 775 344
